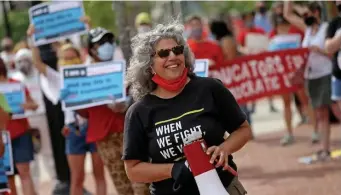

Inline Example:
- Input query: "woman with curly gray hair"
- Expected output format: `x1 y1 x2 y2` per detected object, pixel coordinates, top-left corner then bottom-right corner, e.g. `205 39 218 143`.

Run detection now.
123 19 252 195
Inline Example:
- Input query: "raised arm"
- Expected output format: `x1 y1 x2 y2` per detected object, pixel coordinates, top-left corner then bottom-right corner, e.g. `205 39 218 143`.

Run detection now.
27 24 48 76
284 1 307 32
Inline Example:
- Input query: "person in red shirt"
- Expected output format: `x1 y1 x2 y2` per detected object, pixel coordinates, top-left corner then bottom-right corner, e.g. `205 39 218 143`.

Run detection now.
237 11 278 114
0 57 38 195
268 14 316 146
186 15 224 69
237 11 266 54
77 27 149 195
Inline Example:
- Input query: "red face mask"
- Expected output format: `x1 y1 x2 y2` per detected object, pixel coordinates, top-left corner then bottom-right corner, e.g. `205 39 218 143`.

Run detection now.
152 68 188 92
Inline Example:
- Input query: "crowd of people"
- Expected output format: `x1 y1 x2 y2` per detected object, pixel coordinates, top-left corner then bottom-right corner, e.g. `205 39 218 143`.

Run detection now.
0 1 340 195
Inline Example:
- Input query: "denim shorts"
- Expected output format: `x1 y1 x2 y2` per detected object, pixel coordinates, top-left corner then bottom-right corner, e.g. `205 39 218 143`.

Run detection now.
331 76 341 101
65 124 97 155
12 132 34 164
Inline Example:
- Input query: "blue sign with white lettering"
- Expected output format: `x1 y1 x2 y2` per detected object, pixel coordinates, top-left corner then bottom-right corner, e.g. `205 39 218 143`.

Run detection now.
29 1 86 46
60 61 126 111
0 132 13 175
0 83 26 119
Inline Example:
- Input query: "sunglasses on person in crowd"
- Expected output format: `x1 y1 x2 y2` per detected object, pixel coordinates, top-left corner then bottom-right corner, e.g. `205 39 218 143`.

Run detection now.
153 45 184 58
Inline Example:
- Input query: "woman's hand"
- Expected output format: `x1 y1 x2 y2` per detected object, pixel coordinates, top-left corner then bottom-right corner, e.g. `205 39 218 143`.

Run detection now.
61 126 70 137
80 16 91 29
206 145 229 168
206 145 238 176
21 102 38 111
26 24 35 38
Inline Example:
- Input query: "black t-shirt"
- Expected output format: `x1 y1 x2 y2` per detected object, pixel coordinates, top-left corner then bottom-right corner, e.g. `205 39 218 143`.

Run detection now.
122 76 247 195
326 16 341 79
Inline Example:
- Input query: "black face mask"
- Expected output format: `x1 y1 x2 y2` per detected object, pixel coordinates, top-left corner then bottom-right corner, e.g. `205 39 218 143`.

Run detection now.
304 16 316 26
259 6 267 14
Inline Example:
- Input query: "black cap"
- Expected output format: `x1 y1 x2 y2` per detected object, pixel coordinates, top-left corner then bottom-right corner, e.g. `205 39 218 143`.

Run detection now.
88 27 114 46
87 27 114 56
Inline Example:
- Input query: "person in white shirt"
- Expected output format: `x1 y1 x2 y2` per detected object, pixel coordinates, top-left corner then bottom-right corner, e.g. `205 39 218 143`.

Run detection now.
284 1 332 159
30 40 107 195
11 48 56 186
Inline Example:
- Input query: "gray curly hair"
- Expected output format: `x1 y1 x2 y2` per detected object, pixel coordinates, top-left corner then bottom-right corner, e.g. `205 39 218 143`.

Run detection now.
126 19 196 101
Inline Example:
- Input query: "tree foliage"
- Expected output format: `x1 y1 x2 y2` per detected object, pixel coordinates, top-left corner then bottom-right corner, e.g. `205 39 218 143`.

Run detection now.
83 1 116 34
0 9 30 43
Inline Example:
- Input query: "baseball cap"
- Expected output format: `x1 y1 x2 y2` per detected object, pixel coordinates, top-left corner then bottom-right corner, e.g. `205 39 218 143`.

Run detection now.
135 12 152 26
88 27 114 44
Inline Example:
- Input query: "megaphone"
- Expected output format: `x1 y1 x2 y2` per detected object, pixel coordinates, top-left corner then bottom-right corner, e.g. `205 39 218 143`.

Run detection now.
183 132 231 195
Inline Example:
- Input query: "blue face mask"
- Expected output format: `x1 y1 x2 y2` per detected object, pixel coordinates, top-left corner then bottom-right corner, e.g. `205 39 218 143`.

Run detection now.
97 42 115 61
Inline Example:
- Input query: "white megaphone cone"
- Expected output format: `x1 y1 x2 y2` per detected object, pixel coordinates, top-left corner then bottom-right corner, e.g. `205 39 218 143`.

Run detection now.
183 132 230 195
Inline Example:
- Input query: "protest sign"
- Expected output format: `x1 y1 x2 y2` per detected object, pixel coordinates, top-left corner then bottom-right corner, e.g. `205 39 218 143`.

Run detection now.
0 131 14 175
194 59 209 77
0 159 9 193
60 61 126 111
0 83 26 119
268 34 301 51
245 33 269 54
0 131 11 193
210 48 309 104
29 1 86 46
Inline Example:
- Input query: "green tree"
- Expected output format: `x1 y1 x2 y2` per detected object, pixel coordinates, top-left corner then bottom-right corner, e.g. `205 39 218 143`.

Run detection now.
83 1 116 34
0 9 30 43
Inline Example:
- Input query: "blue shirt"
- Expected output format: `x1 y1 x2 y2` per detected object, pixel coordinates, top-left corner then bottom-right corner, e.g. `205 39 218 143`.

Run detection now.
254 13 272 33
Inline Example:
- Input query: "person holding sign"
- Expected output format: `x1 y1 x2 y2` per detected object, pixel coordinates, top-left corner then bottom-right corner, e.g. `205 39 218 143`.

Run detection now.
75 27 149 195
284 1 333 160
268 14 317 146
0 58 38 195
123 19 252 195
26 29 107 194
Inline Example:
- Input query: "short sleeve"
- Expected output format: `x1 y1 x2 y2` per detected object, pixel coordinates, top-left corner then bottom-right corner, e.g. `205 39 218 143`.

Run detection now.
122 103 149 162
211 79 246 134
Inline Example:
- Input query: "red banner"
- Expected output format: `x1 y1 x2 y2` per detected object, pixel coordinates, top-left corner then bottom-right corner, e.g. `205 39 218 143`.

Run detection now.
209 48 309 104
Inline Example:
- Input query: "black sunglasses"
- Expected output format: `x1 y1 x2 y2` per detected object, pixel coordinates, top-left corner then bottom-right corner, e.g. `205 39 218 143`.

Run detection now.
152 45 184 58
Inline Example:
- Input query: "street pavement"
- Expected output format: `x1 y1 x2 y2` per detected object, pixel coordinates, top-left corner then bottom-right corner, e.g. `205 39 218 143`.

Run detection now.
15 98 341 194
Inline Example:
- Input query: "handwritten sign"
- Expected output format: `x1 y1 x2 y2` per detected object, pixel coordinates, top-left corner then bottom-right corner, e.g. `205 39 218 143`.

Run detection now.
210 48 309 104
60 61 126 111
268 34 301 51
194 59 209 77
29 1 86 46
0 83 26 119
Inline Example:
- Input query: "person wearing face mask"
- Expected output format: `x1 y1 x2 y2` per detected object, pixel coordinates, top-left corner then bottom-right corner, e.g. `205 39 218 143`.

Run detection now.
254 1 272 33
237 11 277 114
186 15 224 69
284 1 333 161
135 12 152 34
0 37 15 71
0 56 39 195
325 0 341 144
63 27 149 195
26 23 107 195
237 11 266 54
10 48 56 187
